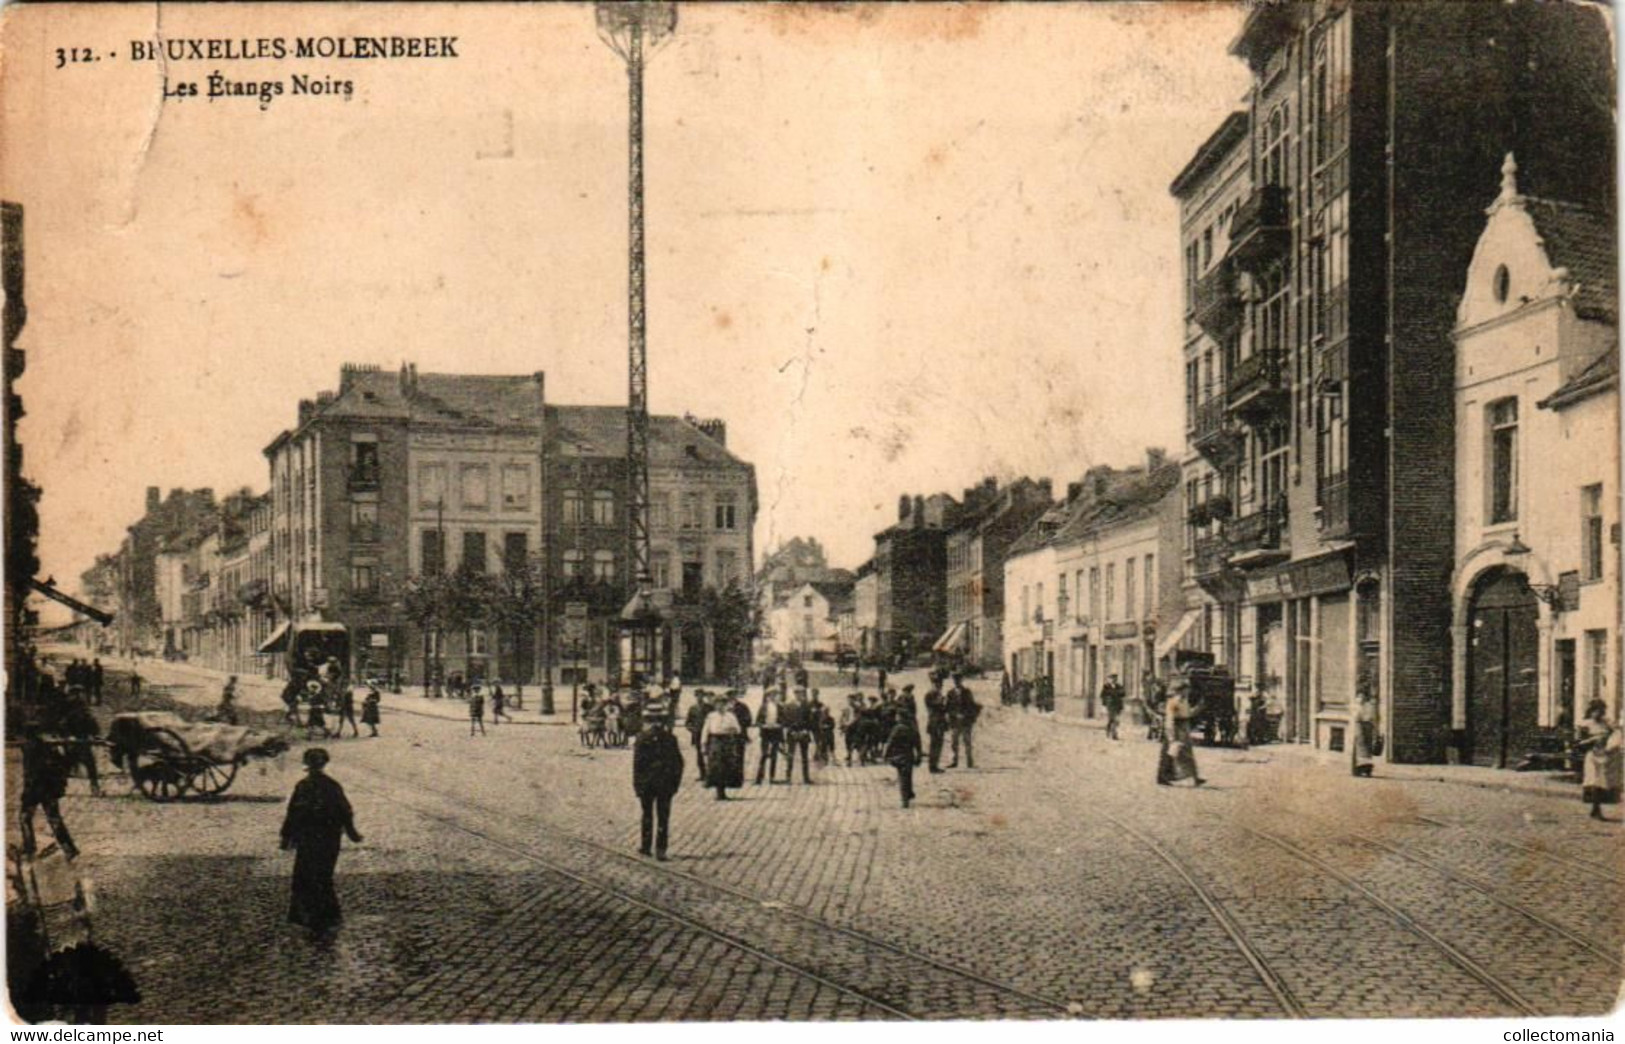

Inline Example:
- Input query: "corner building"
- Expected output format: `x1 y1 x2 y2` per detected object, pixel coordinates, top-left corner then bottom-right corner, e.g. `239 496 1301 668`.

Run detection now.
1177 1 1614 762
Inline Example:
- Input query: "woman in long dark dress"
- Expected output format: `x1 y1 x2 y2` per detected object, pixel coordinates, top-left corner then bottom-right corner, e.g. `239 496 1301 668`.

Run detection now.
280 748 363 933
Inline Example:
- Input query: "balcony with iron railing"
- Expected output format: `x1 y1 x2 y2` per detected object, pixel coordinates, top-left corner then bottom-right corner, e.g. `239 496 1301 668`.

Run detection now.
1191 396 1241 466
1229 185 1290 270
1193 534 1230 586
1227 350 1288 424
1192 257 1243 337
1222 503 1286 558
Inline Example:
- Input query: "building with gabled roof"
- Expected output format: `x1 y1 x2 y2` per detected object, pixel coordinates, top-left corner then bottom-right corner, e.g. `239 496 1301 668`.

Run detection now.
1451 156 1619 766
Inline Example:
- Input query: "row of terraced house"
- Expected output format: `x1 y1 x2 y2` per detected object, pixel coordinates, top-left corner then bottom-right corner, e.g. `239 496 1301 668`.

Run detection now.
87 363 758 688
1007 1 1619 768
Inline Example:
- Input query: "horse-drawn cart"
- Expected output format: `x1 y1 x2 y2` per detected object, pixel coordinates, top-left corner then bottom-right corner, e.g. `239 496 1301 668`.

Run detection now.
106 712 288 802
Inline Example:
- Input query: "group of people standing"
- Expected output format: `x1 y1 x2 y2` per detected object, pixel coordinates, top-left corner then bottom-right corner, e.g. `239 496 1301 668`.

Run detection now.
61 657 105 705
279 657 381 740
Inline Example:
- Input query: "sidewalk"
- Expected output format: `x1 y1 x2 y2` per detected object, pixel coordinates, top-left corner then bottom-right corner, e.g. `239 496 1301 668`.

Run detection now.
1028 700 1582 803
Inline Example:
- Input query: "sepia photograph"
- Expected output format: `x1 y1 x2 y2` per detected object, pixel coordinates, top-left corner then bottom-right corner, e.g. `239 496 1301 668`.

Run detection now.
0 0 1620 1028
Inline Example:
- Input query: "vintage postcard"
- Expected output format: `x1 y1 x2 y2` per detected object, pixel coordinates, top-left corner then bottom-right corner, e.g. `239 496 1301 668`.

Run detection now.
1 0 1621 1029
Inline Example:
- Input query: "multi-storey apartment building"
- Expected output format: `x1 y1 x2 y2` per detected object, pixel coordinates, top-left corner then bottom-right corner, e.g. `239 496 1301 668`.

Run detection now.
1176 1 1614 762
942 477 1053 671
549 406 756 683
265 364 546 684
1451 155 1618 766
872 493 960 663
1170 111 1250 675
1003 457 1183 715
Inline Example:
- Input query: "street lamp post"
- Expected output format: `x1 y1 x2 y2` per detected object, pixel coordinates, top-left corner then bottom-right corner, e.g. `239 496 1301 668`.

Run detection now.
597 1 676 689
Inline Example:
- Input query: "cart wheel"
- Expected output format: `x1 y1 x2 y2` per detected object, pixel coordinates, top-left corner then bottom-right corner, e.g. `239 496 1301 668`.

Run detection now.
188 760 238 798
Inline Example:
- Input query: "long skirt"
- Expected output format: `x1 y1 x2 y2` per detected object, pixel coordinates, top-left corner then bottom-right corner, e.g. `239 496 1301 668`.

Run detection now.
1158 738 1199 784
1352 720 1376 774
1583 745 1622 805
289 836 344 930
705 735 745 790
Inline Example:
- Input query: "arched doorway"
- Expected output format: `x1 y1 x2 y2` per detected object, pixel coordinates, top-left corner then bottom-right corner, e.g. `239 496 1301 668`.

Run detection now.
1466 568 1540 768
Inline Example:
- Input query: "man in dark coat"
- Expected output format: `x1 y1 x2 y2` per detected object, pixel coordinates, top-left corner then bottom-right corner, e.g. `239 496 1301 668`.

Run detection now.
883 713 923 808
753 692 784 785
924 684 950 773
632 718 684 860
1101 675 1126 740
781 689 815 784
685 693 710 782
90 658 105 705
946 676 979 769
279 748 363 934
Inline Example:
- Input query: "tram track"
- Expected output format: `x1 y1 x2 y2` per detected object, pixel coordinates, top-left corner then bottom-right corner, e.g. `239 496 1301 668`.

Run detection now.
349 763 1078 1021
1240 825 1542 1016
1410 814 1625 887
1099 811 1307 1018
1346 830 1622 969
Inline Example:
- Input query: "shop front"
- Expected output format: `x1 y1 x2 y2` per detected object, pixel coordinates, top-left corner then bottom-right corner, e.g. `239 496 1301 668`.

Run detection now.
1239 550 1368 751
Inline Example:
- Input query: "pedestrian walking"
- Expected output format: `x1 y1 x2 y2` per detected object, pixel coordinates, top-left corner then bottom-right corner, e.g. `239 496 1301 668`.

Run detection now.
883 712 924 808
279 748 363 935
685 693 709 781
782 689 815 784
1351 683 1380 777
304 681 331 740
946 676 979 769
213 676 241 726
814 693 836 764
632 713 683 860
491 683 511 725
336 685 360 738
20 729 79 860
361 687 382 737
924 684 949 773
839 694 861 766
1156 675 1205 787
1578 699 1621 820
90 658 104 705
1101 675 1125 740
701 697 744 800
754 691 784 784
469 686 487 737
877 668 888 698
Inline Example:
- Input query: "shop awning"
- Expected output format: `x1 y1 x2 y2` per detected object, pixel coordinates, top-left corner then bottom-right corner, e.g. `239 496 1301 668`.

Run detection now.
1154 610 1201 661
933 622 968 654
256 622 291 654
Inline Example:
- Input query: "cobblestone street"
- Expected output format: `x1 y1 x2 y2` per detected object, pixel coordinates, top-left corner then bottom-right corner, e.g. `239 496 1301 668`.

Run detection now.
28 659 1625 1023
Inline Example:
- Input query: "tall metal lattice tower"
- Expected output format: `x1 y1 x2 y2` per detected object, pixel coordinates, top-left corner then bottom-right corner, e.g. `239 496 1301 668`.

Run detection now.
597 1 676 594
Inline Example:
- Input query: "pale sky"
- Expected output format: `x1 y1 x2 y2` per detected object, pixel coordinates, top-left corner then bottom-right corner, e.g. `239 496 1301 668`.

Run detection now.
1 2 1251 592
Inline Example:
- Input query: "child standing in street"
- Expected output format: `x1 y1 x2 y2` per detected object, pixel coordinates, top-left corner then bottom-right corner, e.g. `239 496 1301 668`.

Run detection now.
361 687 381 738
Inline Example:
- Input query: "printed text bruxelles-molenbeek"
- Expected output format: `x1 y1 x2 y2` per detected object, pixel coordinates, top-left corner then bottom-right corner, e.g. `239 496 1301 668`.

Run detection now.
129 37 460 62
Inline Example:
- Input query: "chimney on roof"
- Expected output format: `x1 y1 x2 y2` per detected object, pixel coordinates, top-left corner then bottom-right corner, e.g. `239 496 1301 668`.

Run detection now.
338 363 379 393
1147 447 1168 472
145 486 161 514
298 399 315 425
1067 481 1083 502
913 495 925 525
696 418 727 446
898 494 911 522
315 391 334 407
984 476 997 495
1037 478 1053 502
